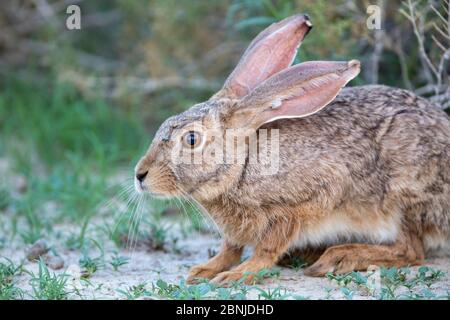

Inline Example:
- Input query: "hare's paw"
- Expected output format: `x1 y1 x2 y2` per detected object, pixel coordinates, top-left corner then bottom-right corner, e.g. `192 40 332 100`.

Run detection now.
304 247 357 277
210 271 255 286
187 264 222 284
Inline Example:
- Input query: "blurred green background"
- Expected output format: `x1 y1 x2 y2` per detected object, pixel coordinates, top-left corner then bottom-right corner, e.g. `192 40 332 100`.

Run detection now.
0 0 448 244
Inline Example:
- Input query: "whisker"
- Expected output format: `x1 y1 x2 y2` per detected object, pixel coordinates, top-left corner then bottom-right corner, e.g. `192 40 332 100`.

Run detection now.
98 183 135 214
134 195 148 254
112 189 139 235
129 194 146 257
126 193 142 252
174 197 198 231
176 186 221 236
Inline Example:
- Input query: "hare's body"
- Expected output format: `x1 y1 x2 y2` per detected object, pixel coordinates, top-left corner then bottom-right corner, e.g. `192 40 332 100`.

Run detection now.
135 15 450 283
203 85 450 254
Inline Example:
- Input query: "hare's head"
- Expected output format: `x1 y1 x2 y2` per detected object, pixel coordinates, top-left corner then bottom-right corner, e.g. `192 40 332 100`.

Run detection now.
134 14 360 201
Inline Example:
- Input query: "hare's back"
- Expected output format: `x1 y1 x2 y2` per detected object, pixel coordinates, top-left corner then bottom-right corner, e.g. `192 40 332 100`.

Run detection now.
269 85 450 157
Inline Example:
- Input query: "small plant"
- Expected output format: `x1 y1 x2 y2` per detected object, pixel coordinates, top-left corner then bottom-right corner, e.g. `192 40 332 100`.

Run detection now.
415 266 445 288
79 255 104 278
0 279 24 300
151 279 213 300
327 271 369 288
255 286 291 300
215 287 248 300
65 218 91 250
286 256 307 271
0 188 11 211
0 258 24 300
19 228 43 245
147 220 171 251
241 267 281 285
28 259 70 300
109 253 130 272
117 283 151 300
340 287 354 300
151 279 180 298
0 258 23 282
101 217 130 248
79 240 105 278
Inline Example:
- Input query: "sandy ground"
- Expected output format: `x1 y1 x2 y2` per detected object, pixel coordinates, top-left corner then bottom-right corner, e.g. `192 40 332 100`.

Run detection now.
2 230 450 300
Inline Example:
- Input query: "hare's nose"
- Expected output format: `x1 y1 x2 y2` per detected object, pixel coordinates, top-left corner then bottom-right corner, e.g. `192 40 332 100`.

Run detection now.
136 171 148 183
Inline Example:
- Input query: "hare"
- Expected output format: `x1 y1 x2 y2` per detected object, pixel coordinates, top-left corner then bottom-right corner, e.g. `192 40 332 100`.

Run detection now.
134 14 450 285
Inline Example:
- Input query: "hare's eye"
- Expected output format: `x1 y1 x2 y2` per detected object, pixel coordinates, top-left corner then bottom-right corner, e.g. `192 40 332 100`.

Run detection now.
183 131 201 148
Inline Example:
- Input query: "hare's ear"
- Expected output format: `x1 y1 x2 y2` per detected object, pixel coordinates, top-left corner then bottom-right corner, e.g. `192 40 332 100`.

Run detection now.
228 60 361 129
215 14 312 99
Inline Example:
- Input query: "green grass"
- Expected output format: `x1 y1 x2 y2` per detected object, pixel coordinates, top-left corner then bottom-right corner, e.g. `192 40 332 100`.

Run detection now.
153 280 215 300
0 79 145 170
0 188 11 211
0 258 24 300
0 78 153 246
28 259 70 300
109 253 130 272
117 283 152 300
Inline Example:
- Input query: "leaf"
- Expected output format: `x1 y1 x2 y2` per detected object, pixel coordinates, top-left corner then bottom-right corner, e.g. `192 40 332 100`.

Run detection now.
156 279 167 290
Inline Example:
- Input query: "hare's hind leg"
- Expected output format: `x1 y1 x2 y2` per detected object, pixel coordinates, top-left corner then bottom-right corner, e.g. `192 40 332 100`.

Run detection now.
304 233 425 277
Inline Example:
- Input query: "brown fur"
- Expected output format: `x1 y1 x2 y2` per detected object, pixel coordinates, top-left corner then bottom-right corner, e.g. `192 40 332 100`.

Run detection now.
134 15 450 285
303 231 425 276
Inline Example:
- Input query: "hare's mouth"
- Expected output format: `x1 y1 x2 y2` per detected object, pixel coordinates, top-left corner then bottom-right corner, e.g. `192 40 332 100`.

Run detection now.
134 166 180 199
134 179 177 199
134 176 150 195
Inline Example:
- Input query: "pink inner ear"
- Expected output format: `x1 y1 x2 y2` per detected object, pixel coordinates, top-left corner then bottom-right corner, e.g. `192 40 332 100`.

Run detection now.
222 15 312 98
232 32 305 96
259 62 360 125
265 75 344 121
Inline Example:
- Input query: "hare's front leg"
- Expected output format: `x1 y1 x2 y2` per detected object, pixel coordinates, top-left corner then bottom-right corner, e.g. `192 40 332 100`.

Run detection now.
187 242 243 284
211 219 300 286
304 232 425 276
